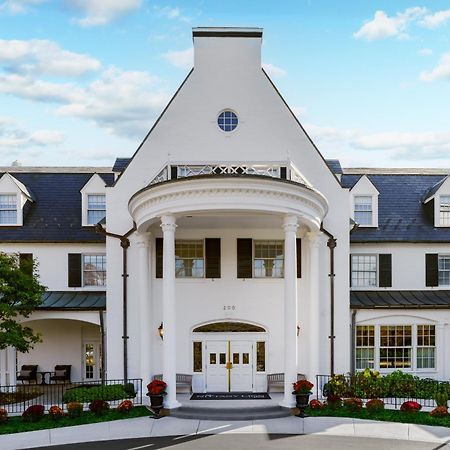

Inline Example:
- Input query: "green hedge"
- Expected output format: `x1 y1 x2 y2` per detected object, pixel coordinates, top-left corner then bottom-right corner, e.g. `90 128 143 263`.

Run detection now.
63 384 136 403
325 369 450 400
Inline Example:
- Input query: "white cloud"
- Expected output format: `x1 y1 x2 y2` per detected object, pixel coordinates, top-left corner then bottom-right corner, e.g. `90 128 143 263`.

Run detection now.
67 0 142 26
162 47 193 70
419 9 450 28
420 53 450 81
262 63 286 78
57 67 170 136
0 118 64 152
353 7 427 41
0 0 45 14
0 73 84 102
0 39 101 76
291 106 307 118
153 5 190 22
304 123 360 142
418 48 433 56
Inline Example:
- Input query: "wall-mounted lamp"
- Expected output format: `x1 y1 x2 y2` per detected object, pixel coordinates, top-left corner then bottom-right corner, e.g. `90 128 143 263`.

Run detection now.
297 325 301 336
158 322 164 340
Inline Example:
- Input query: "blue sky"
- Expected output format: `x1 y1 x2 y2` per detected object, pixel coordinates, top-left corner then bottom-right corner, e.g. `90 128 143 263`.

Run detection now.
0 0 449 168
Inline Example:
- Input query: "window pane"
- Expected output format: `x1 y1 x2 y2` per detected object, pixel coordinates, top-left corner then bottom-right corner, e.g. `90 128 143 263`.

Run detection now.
356 348 374 369
209 353 216 365
83 254 106 286
351 255 377 287
220 353 226 364
193 342 202 372
417 325 436 369
355 326 375 370
233 353 239 364
417 347 435 369
379 325 412 368
0 194 17 224
354 196 373 225
256 341 265 372
175 240 204 278
254 240 284 278
242 353 249 364
438 256 450 286
87 195 106 224
440 195 450 226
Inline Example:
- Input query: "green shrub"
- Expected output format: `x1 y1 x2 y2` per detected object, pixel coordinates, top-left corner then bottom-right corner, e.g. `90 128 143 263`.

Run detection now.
434 390 449 408
63 384 135 403
66 402 83 418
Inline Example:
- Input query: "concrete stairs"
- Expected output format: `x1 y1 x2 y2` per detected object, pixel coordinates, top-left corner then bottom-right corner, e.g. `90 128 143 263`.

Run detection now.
170 405 292 421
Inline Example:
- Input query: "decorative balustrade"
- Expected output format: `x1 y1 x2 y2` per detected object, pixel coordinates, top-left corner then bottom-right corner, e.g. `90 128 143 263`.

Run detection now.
149 163 308 186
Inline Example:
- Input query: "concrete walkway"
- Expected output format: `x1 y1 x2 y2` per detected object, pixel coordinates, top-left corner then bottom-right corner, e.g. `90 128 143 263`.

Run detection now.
1 415 450 449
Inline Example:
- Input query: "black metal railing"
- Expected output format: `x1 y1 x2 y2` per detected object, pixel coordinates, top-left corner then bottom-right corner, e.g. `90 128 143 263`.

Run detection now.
316 374 449 409
0 378 143 414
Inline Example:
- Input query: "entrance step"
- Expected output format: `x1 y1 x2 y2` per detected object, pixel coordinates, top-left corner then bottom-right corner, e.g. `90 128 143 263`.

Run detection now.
170 405 291 421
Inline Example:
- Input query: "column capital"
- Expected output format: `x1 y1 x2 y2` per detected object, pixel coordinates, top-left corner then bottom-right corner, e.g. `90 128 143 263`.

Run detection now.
283 214 299 233
306 230 321 248
160 214 177 233
135 231 152 248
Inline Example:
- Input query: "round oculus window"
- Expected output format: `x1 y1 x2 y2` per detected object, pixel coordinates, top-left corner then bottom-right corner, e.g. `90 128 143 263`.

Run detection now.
217 110 238 132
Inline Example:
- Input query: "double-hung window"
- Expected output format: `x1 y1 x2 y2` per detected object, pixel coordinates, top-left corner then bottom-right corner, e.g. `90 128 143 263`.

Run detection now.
354 196 373 226
351 255 377 287
83 254 106 286
254 240 284 278
417 325 435 369
440 196 450 226
379 325 412 369
355 325 375 369
438 255 450 286
0 194 17 225
87 195 106 225
175 240 204 278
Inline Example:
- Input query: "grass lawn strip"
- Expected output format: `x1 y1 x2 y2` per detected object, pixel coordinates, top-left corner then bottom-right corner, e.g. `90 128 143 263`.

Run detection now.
307 406 450 427
0 406 151 435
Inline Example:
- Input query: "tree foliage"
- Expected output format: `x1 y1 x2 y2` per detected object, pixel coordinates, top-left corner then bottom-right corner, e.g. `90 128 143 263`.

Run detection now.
0 252 46 352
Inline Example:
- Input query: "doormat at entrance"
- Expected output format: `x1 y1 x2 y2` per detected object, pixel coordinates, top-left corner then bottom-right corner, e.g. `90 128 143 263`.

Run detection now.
190 392 271 400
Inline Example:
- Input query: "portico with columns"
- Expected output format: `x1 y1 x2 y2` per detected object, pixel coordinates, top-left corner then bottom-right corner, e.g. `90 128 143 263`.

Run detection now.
105 27 350 410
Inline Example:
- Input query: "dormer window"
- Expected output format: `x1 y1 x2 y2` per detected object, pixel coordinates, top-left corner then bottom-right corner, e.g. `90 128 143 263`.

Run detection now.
354 196 373 226
439 195 450 226
87 194 106 225
0 194 17 225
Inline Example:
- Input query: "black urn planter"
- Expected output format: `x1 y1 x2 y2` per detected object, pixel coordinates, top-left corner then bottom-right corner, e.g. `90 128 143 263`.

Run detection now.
146 393 165 418
293 392 311 418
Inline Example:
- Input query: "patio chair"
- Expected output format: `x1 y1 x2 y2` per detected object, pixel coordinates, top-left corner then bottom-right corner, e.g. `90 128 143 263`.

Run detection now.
153 373 193 393
50 365 71 384
267 373 306 392
16 365 38 384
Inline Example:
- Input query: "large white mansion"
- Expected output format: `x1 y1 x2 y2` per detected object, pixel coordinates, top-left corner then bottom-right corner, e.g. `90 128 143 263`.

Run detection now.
0 28 449 409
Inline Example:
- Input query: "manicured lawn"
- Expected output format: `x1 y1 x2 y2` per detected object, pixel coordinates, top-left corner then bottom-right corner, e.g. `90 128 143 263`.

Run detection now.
0 406 151 435
307 406 450 428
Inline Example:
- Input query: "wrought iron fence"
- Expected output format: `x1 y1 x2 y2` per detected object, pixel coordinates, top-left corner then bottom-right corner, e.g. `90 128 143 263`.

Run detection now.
0 378 143 414
316 374 450 409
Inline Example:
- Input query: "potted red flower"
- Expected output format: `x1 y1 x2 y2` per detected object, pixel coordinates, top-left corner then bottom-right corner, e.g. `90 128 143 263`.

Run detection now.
292 379 314 417
146 379 167 418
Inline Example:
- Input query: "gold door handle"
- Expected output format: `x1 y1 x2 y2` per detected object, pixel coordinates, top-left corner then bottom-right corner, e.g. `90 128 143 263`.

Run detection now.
226 362 233 370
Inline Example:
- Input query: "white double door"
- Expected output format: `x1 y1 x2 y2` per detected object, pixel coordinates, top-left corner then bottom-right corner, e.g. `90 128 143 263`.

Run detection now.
206 340 253 392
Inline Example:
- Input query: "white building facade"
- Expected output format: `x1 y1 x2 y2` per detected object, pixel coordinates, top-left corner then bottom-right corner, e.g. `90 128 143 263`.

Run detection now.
0 28 449 409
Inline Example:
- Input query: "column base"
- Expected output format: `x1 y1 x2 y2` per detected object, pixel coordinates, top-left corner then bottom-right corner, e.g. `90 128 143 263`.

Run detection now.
164 399 182 410
279 398 296 408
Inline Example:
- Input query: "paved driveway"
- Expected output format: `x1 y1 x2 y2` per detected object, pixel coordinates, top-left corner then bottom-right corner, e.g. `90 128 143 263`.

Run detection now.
32 434 450 450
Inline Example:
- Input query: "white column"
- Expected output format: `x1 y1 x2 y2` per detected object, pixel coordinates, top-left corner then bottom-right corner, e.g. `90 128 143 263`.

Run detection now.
160 215 180 409
136 232 151 385
280 215 299 408
307 231 321 382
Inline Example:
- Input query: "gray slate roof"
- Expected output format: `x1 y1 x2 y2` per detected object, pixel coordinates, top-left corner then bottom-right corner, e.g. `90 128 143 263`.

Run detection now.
342 174 450 242
351 290 450 309
0 172 114 242
38 291 106 310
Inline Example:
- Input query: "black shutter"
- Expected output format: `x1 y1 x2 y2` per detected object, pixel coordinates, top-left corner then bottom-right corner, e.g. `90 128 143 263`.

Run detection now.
349 255 353 288
155 238 163 278
426 253 439 287
379 254 392 287
205 238 221 278
280 167 287 179
68 253 82 287
237 239 253 278
170 166 178 180
296 238 302 278
19 253 33 276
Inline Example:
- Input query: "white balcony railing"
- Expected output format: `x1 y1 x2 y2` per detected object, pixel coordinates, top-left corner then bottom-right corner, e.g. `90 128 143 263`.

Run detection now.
149 163 308 186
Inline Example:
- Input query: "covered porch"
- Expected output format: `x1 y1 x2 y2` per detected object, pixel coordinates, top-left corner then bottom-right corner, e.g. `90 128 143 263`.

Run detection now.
128 171 329 409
